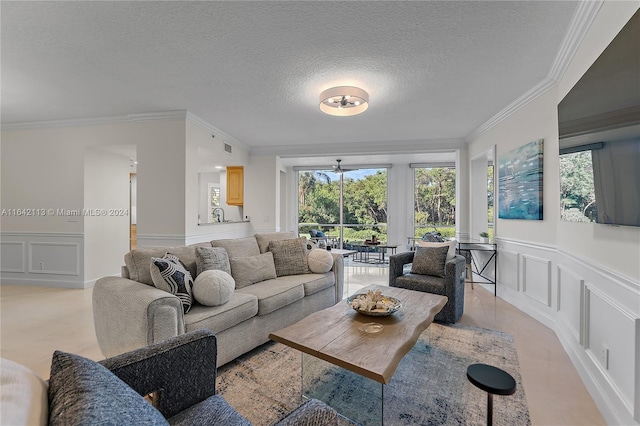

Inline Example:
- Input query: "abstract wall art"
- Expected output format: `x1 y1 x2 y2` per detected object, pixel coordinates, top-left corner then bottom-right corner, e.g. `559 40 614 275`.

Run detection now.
498 139 544 220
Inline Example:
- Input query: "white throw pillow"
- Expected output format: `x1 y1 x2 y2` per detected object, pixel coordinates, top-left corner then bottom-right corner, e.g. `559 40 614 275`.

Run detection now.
193 270 235 306
307 249 334 273
0 358 48 426
417 239 456 262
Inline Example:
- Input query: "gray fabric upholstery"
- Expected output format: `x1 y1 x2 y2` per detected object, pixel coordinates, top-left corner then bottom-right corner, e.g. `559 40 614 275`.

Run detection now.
229 252 277 288
236 279 305 316
389 251 466 323
255 231 297 254
269 237 311 276
100 330 218 420
94 234 344 368
185 293 258 334
48 351 168 425
168 395 251 425
211 236 260 259
195 246 231 276
125 246 198 286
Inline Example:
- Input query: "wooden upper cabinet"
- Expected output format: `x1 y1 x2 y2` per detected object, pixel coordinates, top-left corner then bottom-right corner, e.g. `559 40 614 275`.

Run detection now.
226 166 244 206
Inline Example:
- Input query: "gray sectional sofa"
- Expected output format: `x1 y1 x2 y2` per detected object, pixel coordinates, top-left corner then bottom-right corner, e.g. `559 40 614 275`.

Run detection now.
93 232 344 366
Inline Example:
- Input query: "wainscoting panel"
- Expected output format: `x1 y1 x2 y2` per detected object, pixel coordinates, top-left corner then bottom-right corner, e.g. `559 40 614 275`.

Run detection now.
497 249 519 291
522 254 552 307
557 265 585 345
585 284 638 416
1 232 85 288
28 242 80 275
0 241 25 272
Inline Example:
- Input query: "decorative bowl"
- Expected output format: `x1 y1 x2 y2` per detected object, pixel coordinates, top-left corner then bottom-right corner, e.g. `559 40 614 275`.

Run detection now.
346 293 402 317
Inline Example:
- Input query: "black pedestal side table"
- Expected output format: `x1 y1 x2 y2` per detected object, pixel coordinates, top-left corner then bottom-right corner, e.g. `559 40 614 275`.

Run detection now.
466 363 516 426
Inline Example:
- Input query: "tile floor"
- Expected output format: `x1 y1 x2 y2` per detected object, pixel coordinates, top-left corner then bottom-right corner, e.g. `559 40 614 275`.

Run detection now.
1 259 605 425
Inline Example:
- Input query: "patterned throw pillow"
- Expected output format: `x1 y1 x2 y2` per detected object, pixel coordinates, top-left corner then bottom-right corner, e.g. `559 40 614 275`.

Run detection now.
229 252 277 289
150 253 194 314
268 238 310 277
48 351 168 426
195 246 231 276
417 239 457 262
411 245 450 278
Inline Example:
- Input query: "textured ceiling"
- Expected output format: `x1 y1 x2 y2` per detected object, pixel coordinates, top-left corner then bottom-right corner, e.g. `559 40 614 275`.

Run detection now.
2 1 579 160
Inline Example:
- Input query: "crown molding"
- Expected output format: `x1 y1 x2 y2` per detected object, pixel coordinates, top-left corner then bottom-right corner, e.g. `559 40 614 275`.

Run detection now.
465 0 604 143
252 138 467 157
1 110 189 131
185 111 249 151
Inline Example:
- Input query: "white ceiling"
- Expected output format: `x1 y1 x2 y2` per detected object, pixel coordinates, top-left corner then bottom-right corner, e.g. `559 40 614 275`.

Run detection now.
2 1 580 165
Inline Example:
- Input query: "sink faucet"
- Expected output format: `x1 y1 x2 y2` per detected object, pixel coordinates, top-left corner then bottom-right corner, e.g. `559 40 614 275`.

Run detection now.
212 207 225 223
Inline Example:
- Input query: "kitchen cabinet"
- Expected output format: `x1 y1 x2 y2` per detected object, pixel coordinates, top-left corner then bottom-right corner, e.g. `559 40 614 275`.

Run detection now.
226 166 244 206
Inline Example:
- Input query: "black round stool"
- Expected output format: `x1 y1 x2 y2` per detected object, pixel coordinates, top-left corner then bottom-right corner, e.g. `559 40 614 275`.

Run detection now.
466 363 516 426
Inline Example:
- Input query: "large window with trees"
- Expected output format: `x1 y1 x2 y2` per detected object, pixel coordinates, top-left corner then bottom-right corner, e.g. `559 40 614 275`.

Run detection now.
413 166 456 239
298 168 388 247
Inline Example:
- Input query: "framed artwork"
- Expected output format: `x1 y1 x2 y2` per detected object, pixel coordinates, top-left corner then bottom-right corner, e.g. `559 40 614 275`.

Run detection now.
498 139 543 220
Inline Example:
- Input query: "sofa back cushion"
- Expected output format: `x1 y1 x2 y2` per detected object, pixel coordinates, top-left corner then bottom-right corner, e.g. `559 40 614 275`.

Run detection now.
125 246 197 286
255 232 297 254
229 252 277 289
195 246 231 276
211 236 260 259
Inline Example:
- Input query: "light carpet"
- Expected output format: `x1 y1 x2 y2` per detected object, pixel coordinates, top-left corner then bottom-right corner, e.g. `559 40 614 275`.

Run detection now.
216 323 531 425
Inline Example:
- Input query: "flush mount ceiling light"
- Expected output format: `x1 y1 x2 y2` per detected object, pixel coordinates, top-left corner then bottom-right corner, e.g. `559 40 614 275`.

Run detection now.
319 86 369 117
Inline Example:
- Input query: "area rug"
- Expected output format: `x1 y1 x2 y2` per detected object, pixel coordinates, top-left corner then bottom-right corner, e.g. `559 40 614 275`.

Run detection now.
216 323 531 426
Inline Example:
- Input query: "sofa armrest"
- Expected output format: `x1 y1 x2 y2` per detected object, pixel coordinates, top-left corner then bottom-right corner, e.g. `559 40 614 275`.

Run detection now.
329 253 345 302
99 330 217 420
389 251 415 286
93 276 185 358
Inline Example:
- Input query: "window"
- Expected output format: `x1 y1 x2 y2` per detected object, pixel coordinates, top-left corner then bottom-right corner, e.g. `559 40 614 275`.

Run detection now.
297 167 388 247
208 184 221 223
413 166 456 240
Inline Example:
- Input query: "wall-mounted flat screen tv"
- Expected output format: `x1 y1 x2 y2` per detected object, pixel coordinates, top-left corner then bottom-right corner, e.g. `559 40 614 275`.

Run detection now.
558 9 640 227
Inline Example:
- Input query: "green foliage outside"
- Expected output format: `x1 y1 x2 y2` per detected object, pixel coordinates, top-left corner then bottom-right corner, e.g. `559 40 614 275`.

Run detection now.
559 151 597 222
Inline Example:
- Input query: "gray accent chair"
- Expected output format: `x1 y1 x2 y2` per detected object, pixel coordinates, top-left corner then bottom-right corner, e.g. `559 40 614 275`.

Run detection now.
389 252 466 323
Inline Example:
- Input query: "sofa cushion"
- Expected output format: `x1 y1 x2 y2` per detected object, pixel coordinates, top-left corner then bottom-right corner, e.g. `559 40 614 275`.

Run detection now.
417 239 457 262
272 273 334 297
192 270 235 306
184 292 258 334
151 253 194 314
411 245 449 278
211 236 260 259
269 238 310 277
195 246 231 276
229 252 277 289
125 246 197 286
255 232 297 254
307 249 334 273
235 279 305 316
395 273 446 294
168 394 250 426
0 358 48 426
48 351 168 426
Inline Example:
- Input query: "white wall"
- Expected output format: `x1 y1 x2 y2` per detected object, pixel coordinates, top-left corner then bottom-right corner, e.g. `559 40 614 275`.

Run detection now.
245 155 280 233
84 147 130 283
467 3 640 424
1 116 189 285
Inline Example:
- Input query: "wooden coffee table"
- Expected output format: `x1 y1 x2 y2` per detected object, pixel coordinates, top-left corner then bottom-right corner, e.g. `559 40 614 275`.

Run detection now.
269 284 447 424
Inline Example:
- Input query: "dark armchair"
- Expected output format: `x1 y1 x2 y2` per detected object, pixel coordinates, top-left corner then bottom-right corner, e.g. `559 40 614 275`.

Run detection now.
41 329 338 425
389 251 466 323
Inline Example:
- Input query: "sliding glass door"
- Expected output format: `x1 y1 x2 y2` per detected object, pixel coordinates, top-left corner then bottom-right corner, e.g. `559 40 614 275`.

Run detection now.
298 167 388 248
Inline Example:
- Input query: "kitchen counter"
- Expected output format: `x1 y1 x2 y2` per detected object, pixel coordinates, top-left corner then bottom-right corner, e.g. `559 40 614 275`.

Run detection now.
198 220 250 226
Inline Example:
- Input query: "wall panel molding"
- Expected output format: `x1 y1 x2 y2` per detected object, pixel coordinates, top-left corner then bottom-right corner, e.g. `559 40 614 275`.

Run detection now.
0 241 25 272
557 264 585 345
498 249 519 291
522 254 552 307
28 242 80 275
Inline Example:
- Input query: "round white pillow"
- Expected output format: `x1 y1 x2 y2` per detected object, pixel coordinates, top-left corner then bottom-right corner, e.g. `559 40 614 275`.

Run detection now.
193 270 235 306
307 249 334 273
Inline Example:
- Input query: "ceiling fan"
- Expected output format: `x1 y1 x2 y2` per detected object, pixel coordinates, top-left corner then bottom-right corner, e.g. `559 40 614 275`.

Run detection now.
332 159 356 174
